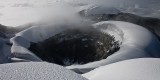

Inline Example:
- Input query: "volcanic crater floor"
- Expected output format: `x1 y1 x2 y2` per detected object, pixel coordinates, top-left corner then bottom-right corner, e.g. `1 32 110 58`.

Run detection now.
29 27 120 66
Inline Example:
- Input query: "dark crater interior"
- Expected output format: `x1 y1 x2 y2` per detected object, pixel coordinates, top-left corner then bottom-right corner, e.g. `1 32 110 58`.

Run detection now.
29 27 119 66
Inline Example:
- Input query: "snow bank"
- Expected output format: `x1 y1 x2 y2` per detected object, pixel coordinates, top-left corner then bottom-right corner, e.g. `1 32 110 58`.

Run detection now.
67 21 160 73
83 58 160 80
10 36 42 62
0 62 87 80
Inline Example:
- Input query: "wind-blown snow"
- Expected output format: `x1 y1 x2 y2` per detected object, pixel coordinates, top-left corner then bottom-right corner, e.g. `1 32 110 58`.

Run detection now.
0 62 87 80
83 58 160 80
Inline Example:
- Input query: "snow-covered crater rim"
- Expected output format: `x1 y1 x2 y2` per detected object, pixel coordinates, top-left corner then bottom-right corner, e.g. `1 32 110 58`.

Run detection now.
67 21 160 73
10 21 160 74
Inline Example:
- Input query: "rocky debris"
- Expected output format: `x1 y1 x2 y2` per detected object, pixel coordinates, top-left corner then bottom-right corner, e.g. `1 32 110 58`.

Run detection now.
29 27 119 66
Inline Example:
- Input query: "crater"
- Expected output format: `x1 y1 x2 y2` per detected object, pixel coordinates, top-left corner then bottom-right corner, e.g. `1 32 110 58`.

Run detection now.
29 27 119 66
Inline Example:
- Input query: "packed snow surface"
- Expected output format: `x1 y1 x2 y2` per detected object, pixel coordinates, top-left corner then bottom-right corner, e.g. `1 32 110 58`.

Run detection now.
83 58 160 80
0 62 87 80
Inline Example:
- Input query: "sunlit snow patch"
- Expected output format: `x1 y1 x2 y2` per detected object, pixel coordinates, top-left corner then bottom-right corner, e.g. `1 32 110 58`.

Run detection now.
0 62 87 80
83 58 160 80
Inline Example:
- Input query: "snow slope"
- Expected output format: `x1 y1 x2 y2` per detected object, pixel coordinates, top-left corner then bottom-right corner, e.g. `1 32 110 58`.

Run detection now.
0 62 87 80
67 21 160 73
83 58 160 80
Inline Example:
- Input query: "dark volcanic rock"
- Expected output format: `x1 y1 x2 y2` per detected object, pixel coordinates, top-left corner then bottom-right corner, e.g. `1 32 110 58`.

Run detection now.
29 27 119 66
